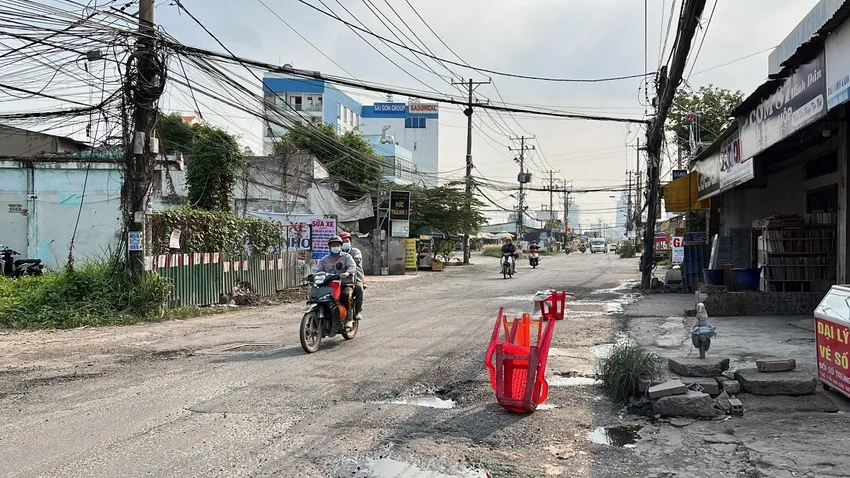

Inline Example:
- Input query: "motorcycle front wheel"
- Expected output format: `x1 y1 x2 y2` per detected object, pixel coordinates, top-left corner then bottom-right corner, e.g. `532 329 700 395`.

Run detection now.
342 318 359 340
299 311 322 353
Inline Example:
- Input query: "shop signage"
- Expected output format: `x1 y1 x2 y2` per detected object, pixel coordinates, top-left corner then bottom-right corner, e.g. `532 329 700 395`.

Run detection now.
247 213 336 260
738 50 826 161
408 103 438 115
128 231 143 252
672 169 687 180
391 219 409 238
719 130 755 190
826 19 850 110
389 190 411 220
371 102 407 117
816 317 850 397
695 151 720 200
672 236 685 265
405 239 417 269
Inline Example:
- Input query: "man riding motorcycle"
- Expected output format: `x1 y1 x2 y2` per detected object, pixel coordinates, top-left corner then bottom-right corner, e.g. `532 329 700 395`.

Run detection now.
339 231 364 321
529 240 540 253
312 235 357 328
501 237 519 274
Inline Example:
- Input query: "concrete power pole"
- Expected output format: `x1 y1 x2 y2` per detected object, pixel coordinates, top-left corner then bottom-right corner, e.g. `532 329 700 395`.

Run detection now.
452 77 490 265
642 0 707 288
510 136 534 241
548 170 556 244
626 171 633 239
126 0 160 277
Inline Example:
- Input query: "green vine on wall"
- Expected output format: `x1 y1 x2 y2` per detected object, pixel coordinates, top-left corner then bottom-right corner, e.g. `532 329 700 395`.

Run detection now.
148 209 282 258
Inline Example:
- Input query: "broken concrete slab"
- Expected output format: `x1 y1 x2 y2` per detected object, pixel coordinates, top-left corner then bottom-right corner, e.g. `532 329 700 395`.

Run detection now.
667 357 730 377
722 380 740 394
648 380 688 399
756 359 797 373
639 379 663 393
714 391 731 413
734 368 817 396
703 433 741 445
683 378 720 396
669 417 695 427
735 393 838 413
653 390 723 417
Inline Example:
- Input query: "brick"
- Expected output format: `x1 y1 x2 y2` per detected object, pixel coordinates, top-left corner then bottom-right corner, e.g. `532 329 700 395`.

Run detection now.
728 397 744 416
683 378 720 396
756 359 797 373
722 380 740 394
648 380 688 399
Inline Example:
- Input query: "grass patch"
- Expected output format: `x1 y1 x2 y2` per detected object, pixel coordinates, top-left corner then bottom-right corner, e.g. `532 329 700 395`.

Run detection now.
599 342 661 402
481 245 504 258
618 242 637 259
0 259 172 329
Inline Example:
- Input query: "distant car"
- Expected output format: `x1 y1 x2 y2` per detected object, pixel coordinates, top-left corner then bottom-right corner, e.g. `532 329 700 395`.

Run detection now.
590 239 606 254
608 243 619 253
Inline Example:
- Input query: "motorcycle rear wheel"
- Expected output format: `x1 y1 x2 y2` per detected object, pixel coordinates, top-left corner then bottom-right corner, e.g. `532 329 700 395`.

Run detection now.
299 312 322 353
342 318 358 340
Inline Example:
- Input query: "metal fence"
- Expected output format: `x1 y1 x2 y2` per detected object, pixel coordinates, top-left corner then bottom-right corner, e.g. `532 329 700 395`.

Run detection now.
145 251 301 307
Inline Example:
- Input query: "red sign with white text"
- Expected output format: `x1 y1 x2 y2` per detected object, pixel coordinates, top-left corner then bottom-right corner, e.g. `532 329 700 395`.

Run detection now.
816 317 850 399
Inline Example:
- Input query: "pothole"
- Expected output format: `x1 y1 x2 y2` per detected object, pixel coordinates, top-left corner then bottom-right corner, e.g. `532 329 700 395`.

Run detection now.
221 343 280 353
587 425 642 447
365 457 488 478
372 395 457 409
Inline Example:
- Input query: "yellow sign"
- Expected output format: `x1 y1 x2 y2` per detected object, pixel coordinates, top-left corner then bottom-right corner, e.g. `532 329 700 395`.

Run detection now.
405 239 417 269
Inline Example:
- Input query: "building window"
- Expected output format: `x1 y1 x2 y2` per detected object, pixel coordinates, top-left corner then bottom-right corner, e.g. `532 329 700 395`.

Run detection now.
405 117 426 128
292 96 302 111
337 103 341 119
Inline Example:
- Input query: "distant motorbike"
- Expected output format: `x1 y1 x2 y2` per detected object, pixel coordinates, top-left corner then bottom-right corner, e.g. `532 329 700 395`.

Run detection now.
1 247 44 278
579 245 586 253
501 252 514 279
299 267 359 353
529 250 539 268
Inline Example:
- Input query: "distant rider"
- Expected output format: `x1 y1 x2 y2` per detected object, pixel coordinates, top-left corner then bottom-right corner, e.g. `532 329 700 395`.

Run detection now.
529 240 540 253
501 237 519 274
312 235 357 329
339 231 364 321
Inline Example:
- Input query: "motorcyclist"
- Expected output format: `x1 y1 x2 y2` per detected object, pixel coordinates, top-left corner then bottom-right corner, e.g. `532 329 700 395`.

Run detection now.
501 236 518 274
529 240 540 253
312 235 357 328
339 231 364 321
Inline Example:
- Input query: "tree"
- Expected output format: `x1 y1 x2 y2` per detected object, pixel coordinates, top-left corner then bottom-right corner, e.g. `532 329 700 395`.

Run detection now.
667 85 745 156
398 182 487 236
156 113 195 154
278 124 384 187
186 125 243 211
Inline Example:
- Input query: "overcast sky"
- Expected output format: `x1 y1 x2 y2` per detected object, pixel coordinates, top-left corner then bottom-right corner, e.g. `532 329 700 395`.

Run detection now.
155 0 822 228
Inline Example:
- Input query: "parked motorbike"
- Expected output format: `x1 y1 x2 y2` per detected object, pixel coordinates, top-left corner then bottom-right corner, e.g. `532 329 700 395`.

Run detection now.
1 247 44 278
529 250 539 268
501 252 514 279
299 268 358 353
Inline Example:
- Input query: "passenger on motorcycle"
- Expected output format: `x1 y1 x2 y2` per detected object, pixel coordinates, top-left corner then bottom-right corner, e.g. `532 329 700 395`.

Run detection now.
501 237 519 274
338 231 364 321
529 240 540 253
312 235 357 328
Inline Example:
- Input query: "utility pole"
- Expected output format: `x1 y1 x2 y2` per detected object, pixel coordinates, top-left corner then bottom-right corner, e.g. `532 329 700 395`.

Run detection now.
452 77 490 265
642 0 707 288
626 171 633 239
509 136 534 241
126 0 161 278
548 170 556 245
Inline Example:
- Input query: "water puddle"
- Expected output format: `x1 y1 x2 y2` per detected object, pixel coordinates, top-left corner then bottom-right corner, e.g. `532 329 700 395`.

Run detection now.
376 395 456 409
587 425 642 448
367 458 489 478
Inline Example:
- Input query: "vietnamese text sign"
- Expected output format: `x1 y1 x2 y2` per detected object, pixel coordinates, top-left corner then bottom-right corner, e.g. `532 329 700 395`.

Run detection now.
405 239 417 269
719 130 755 191
695 151 720 200
826 19 850 109
169 229 181 249
739 50 826 161
816 318 850 398
407 103 438 115
672 169 687 180
247 212 312 251
391 220 409 238
672 236 685 265
371 102 407 117
306 217 336 260
389 190 411 220
128 231 143 251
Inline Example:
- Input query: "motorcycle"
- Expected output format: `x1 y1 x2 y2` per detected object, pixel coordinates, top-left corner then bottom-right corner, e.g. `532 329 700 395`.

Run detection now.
299 267 359 353
501 252 514 279
1 247 44 278
529 249 539 268
579 245 586 253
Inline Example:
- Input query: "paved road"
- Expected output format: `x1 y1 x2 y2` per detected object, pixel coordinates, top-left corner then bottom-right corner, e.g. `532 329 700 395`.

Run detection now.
1 251 641 477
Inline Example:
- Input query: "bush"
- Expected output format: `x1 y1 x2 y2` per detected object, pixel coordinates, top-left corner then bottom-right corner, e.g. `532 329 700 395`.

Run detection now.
148 209 282 257
619 242 637 259
0 260 172 329
599 342 661 402
481 245 503 257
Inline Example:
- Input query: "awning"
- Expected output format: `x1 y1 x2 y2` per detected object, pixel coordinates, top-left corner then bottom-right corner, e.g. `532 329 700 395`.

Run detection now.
663 172 710 212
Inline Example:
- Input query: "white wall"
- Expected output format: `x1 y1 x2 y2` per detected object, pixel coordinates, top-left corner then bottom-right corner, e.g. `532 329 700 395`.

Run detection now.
360 116 439 184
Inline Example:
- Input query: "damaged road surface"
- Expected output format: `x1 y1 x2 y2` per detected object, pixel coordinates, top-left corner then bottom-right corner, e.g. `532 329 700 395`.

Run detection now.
4 252 843 477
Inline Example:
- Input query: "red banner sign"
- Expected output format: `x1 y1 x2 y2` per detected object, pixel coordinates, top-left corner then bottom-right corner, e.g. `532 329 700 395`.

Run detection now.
816 317 850 398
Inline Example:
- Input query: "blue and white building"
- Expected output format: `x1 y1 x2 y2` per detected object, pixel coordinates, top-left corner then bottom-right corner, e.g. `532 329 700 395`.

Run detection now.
262 74 363 155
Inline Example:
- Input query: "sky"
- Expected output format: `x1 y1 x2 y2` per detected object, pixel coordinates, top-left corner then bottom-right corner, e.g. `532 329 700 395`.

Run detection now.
149 0 822 229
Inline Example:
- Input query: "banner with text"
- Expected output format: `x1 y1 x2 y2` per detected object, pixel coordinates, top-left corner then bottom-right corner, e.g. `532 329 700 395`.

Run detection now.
826 19 850 110
738 50 826 161
719 130 755 191
695 150 720 200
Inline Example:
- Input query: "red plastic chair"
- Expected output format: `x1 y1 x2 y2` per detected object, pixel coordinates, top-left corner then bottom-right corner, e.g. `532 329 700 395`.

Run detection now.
486 306 559 413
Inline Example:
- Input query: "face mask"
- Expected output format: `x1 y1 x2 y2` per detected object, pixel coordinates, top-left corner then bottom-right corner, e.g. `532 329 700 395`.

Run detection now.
330 246 341 254
342 242 351 251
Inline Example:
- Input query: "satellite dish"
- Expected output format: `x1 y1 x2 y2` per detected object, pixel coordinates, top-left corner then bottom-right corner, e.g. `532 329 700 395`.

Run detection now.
283 63 293 70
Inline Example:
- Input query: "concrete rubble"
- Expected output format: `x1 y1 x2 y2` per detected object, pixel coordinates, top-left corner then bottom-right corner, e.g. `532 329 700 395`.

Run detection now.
647 380 687 399
683 378 720 395
756 358 796 372
734 368 817 396
667 357 730 377
653 390 722 417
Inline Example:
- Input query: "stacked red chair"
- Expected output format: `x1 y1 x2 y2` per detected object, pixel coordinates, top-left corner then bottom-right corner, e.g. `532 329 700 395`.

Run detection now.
485 290 567 413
